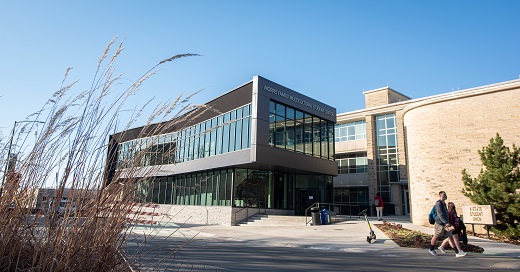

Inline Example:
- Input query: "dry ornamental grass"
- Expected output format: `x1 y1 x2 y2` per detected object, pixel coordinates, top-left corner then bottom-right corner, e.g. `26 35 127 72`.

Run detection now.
0 37 204 271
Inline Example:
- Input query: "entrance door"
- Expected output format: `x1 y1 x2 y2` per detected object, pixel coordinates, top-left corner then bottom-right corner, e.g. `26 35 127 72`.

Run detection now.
307 189 320 208
403 189 410 215
295 189 308 216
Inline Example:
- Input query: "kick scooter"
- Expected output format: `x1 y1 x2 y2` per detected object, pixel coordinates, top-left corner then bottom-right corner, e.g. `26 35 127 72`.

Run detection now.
359 208 376 243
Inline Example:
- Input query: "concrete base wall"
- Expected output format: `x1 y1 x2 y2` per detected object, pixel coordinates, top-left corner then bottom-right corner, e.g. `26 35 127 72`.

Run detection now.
150 205 294 226
153 205 234 226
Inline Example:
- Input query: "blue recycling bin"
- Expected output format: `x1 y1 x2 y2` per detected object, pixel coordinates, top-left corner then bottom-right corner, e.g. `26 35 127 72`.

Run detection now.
320 209 330 225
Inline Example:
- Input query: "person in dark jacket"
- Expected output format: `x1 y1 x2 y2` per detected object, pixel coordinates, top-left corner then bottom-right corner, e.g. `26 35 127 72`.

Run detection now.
428 191 466 257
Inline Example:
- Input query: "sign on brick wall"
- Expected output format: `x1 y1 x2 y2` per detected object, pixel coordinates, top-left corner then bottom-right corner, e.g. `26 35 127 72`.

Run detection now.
462 205 496 225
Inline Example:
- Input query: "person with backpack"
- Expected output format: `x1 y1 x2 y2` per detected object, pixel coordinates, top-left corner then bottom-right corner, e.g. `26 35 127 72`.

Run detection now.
374 193 384 221
438 202 467 256
428 191 466 257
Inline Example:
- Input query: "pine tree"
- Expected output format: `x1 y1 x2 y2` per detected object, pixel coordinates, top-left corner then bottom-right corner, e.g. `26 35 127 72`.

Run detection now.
462 133 520 239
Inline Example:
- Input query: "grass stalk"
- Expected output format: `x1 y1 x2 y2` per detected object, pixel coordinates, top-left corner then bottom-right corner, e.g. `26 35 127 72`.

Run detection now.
0 37 204 271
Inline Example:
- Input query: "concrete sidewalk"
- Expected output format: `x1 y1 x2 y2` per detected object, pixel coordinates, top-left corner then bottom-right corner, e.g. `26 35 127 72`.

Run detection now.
389 216 520 258
130 215 520 259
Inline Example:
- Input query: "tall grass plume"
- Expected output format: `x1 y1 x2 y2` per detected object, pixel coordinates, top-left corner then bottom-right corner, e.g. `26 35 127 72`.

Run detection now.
0 37 204 271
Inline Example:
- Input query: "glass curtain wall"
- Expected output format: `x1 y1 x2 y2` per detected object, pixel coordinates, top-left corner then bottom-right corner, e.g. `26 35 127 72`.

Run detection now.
139 169 234 206
375 113 399 203
268 100 334 160
136 168 330 209
116 104 252 169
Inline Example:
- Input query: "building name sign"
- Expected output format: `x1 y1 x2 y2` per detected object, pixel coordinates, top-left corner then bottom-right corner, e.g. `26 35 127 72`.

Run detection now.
462 205 497 225
264 85 335 117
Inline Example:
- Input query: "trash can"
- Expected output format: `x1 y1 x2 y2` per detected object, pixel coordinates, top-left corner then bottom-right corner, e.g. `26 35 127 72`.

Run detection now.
320 209 330 225
311 207 321 225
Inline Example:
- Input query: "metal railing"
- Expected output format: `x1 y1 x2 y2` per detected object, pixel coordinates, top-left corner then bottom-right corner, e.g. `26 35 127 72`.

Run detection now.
233 201 267 226
304 202 362 226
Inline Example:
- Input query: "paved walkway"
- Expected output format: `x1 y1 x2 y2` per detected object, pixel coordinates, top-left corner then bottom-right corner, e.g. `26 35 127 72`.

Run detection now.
384 216 520 258
131 215 520 256
128 215 520 269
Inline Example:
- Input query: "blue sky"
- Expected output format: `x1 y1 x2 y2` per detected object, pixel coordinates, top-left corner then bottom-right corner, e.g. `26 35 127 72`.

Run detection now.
1 0 520 137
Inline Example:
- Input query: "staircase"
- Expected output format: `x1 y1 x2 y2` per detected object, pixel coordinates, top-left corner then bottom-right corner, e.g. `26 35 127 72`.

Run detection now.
238 214 352 227
126 203 164 226
237 215 308 227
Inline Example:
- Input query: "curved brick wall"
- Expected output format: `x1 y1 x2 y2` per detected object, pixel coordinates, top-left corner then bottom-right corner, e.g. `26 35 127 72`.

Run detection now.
403 85 520 226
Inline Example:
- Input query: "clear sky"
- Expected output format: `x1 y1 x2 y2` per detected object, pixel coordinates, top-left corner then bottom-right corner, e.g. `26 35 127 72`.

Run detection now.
1 0 520 137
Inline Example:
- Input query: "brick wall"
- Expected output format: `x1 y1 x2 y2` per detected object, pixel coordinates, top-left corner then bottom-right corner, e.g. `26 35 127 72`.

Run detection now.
364 88 411 108
365 115 378 205
365 90 390 108
404 87 520 227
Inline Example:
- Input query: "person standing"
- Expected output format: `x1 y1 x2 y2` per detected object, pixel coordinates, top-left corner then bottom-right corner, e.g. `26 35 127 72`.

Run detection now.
438 202 467 256
428 191 466 257
374 193 384 221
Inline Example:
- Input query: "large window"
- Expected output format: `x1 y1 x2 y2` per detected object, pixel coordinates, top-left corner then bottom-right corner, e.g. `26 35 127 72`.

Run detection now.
375 113 399 202
140 169 233 206
335 120 366 142
268 100 334 160
116 104 252 169
336 152 368 174
333 187 369 215
136 168 331 210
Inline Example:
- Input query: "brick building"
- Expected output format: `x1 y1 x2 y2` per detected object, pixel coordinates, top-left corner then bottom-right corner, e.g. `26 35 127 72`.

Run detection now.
335 79 520 225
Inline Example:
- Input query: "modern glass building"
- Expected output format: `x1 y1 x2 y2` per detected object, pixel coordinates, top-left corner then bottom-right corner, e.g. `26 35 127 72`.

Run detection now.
105 76 337 225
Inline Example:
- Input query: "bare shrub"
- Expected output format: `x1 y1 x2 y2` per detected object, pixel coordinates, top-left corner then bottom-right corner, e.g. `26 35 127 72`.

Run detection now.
0 37 203 271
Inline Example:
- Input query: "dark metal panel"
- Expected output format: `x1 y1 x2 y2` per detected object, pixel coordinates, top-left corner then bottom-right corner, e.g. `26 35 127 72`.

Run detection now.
119 149 253 178
256 76 336 122
254 145 337 176
118 145 337 178
112 82 253 143
189 82 253 125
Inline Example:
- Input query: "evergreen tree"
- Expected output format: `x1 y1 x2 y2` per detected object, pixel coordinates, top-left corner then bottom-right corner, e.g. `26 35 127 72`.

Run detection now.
462 133 520 239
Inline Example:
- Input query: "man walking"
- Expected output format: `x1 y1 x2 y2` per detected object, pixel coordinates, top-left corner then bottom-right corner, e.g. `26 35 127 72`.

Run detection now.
428 191 466 257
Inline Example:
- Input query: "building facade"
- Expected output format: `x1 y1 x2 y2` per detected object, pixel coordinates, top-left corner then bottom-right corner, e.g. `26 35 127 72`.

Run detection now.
105 76 337 225
334 87 413 216
105 74 520 227
335 79 520 226
403 79 520 225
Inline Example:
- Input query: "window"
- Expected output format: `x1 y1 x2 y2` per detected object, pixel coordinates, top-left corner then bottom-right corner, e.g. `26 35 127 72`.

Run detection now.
334 120 366 142
336 153 368 174
116 104 252 169
375 113 398 202
268 100 334 160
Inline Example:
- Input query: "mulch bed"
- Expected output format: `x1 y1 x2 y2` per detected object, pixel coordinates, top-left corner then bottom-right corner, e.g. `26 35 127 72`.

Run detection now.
374 223 484 253
465 230 520 246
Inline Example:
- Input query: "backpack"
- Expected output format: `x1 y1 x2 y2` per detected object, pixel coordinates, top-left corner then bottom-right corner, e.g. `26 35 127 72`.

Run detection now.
428 205 436 224
375 198 380 207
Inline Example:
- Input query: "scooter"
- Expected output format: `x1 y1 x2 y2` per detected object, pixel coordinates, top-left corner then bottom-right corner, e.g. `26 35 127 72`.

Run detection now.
359 208 376 243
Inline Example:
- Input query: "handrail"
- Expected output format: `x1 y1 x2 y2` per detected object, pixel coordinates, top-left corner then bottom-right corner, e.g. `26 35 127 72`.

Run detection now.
333 202 362 219
233 201 267 226
304 202 362 226
304 202 320 226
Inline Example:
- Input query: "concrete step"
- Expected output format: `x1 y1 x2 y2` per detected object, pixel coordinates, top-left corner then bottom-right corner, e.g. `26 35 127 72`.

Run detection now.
238 215 307 226
126 203 166 225
241 214 353 227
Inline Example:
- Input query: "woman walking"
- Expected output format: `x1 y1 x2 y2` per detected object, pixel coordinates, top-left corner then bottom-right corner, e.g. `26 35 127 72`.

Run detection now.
438 202 467 256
